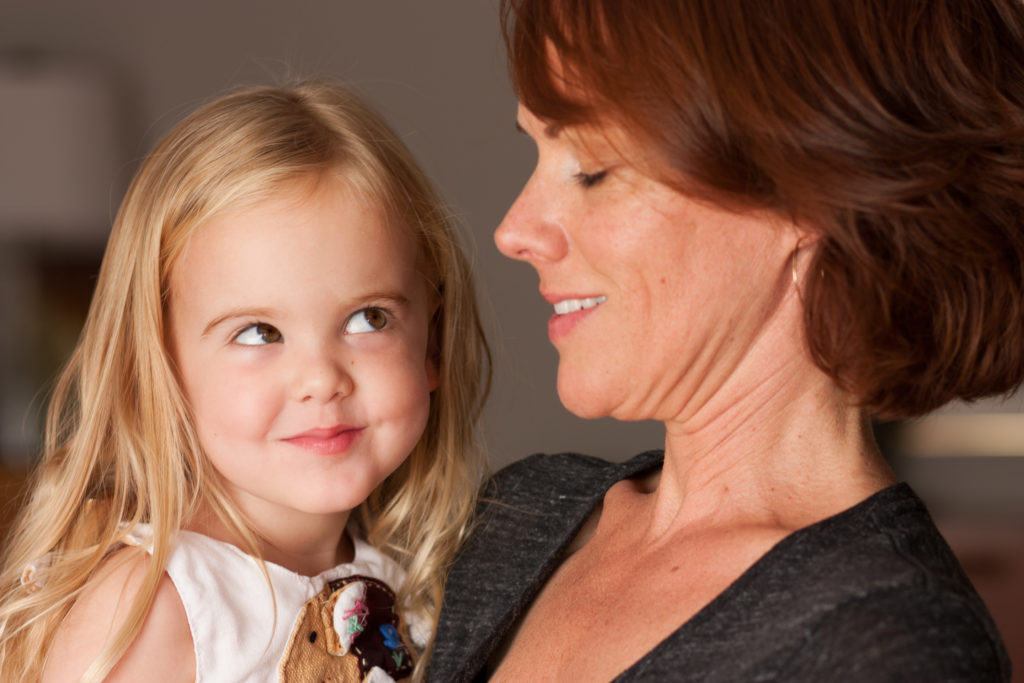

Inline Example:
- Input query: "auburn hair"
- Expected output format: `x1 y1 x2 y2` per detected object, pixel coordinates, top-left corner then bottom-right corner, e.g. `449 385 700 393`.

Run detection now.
503 0 1024 417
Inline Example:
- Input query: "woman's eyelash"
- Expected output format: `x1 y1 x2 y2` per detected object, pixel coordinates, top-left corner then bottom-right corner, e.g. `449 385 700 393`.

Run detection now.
574 170 608 188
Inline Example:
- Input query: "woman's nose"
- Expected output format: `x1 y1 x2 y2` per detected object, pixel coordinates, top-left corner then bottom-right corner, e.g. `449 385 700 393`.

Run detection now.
293 346 353 403
494 170 569 264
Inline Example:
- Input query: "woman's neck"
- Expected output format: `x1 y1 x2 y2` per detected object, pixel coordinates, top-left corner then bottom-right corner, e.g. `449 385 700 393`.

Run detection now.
645 326 895 541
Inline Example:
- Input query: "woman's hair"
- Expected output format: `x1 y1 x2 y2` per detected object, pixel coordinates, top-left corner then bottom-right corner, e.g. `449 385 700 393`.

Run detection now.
0 82 490 680
502 0 1024 418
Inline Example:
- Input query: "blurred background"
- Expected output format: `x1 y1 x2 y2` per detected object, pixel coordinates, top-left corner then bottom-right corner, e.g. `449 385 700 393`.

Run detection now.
0 0 1020 674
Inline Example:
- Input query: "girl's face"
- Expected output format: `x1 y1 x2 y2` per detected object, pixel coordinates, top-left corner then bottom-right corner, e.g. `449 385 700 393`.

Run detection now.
495 105 798 424
167 176 436 531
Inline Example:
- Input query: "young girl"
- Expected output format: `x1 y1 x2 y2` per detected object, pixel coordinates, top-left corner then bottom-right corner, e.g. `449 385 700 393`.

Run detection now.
0 82 489 682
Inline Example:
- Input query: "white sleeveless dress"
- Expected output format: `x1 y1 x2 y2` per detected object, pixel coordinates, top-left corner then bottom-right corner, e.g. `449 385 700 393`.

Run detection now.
126 526 430 682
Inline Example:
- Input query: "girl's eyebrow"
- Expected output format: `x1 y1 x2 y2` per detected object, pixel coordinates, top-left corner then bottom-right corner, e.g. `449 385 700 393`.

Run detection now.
360 292 411 308
201 308 276 338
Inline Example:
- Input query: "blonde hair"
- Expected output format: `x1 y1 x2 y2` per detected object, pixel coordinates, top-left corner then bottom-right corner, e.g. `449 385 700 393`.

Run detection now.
0 82 490 680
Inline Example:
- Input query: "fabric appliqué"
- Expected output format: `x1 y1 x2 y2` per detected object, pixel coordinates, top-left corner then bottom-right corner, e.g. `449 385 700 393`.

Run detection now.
278 574 415 682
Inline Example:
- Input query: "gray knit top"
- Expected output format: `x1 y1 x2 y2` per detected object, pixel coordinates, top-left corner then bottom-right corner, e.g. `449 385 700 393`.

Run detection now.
429 451 1010 682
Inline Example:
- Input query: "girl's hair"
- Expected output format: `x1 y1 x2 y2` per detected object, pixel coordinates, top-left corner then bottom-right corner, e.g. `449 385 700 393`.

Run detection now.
503 0 1024 418
0 82 490 680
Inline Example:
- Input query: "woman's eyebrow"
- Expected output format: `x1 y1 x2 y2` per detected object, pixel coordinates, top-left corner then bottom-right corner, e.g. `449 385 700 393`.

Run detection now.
514 120 562 138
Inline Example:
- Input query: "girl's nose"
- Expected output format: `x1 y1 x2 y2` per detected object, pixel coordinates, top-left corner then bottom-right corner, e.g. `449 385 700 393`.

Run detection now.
494 170 569 264
294 347 353 403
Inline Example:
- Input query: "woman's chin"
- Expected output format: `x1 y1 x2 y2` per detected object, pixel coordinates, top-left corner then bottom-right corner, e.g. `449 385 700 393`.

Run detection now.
556 372 621 420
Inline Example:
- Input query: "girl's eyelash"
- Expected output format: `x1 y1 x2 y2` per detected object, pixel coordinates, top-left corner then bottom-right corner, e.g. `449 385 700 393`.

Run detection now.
344 305 394 335
229 323 249 341
359 304 396 320
574 170 608 188
232 321 282 345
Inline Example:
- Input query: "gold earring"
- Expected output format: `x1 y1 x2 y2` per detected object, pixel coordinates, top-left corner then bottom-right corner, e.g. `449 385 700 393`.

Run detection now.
791 238 805 304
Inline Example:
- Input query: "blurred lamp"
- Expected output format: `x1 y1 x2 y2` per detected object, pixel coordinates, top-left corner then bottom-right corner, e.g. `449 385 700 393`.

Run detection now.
0 53 122 246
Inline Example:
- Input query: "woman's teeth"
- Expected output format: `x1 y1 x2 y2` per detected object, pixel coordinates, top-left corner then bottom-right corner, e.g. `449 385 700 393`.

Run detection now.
553 296 606 315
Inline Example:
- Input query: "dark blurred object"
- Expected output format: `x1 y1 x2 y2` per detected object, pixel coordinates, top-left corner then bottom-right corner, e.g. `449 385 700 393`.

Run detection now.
0 50 123 466
939 519 1024 678
0 465 28 554
877 415 1024 680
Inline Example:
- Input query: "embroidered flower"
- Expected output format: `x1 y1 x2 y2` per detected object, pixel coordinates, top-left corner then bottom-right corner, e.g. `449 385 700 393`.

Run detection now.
379 623 403 650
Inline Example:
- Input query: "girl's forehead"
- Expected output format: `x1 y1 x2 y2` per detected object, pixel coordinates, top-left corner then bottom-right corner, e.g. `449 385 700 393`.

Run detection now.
168 184 428 305
178 173 396 246
172 176 423 272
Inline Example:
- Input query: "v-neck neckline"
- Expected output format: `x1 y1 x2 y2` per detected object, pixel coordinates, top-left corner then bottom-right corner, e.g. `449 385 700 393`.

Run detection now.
487 451 908 681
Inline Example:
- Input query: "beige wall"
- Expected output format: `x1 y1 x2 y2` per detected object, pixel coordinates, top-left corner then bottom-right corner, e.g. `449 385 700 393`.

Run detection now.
0 0 662 470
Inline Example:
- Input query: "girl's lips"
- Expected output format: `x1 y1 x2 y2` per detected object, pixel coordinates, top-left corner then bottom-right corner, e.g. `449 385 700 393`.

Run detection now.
283 427 363 455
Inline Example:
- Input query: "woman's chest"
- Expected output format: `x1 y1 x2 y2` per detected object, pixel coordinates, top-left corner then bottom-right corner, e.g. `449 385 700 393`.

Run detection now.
489 535 759 682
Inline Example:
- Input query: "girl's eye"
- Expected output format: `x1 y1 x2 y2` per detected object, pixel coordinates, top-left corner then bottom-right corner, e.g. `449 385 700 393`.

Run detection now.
574 170 608 188
234 323 282 345
345 308 389 335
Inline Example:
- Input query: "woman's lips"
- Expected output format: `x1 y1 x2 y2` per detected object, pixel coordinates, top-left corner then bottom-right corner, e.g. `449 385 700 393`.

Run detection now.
546 295 606 341
283 426 363 455
552 296 606 315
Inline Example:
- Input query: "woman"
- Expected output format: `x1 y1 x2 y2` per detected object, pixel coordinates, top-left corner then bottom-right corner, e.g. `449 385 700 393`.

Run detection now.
431 0 1022 681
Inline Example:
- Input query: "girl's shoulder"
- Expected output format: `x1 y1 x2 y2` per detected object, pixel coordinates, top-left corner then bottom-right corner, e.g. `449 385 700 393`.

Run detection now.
41 548 194 682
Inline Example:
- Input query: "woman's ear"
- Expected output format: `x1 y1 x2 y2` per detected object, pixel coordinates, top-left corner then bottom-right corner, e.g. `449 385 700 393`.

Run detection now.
787 222 823 304
784 216 822 251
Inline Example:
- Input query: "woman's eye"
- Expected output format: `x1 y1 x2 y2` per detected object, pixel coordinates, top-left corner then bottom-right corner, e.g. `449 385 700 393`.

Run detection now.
234 323 282 345
574 170 608 188
345 308 389 334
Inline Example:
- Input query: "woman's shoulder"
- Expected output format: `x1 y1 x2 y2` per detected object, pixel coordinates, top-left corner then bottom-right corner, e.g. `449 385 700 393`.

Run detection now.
759 484 994 616
41 548 194 682
790 575 1010 680
487 450 663 505
749 483 1010 679
467 450 664 555
770 538 1011 681
625 484 1009 680
431 453 662 682
785 483 981 590
491 450 618 483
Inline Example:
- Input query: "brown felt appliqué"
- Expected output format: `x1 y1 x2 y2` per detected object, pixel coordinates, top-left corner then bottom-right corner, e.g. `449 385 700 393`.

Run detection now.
278 575 415 682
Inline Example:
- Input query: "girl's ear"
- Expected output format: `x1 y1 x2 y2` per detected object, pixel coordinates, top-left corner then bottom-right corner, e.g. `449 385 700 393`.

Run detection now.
426 297 441 392
426 356 440 392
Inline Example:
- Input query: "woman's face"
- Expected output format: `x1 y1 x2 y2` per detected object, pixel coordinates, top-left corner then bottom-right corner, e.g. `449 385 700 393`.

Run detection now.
496 106 801 424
